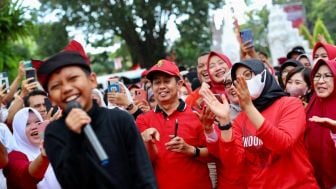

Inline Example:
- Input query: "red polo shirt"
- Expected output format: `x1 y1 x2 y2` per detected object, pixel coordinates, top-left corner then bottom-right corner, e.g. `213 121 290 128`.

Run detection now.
136 100 212 189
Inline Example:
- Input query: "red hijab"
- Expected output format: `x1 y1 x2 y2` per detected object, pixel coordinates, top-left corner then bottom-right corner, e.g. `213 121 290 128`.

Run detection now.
312 42 336 60
305 59 336 188
306 59 336 121
206 51 232 94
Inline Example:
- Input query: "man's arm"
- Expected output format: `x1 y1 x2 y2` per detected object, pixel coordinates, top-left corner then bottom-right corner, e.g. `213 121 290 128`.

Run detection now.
2 63 25 104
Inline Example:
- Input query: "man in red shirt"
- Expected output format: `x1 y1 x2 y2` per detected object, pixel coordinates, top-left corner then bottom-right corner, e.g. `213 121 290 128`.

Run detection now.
137 59 212 189
185 52 209 109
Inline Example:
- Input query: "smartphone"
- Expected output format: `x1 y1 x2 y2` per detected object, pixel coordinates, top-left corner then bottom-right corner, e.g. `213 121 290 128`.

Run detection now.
0 72 9 94
134 89 147 102
107 81 120 93
25 68 36 83
23 60 33 69
240 29 254 44
44 98 58 117
37 121 49 139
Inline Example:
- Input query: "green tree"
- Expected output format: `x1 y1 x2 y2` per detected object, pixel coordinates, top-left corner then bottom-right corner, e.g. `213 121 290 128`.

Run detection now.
39 0 223 69
313 18 334 45
0 0 33 80
32 22 69 59
172 1 215 68
301 0 336 42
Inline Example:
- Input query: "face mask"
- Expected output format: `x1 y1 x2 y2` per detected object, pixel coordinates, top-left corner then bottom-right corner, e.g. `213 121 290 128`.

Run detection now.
286 86 308 97
246 70 267 100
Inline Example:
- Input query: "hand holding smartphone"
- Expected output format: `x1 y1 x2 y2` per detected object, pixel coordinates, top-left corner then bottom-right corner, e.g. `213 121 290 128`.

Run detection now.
25 68 37 84
240 29 254 45
0 72 9 94
107 81 120 93
134 89 147 102
44 98 58 117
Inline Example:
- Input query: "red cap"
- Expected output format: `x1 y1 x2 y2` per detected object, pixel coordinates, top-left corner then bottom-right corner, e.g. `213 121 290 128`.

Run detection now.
63 40 90 64
146 59 181 80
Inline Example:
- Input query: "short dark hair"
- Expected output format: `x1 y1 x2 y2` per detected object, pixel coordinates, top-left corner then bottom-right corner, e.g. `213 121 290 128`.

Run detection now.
285 67 313 102
197 51 210 58
285 66 311 88
258 51 268 58
23 90 48 107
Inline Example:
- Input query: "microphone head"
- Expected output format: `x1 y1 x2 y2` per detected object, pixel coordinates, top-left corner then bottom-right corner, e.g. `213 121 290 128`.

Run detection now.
65 100 82 114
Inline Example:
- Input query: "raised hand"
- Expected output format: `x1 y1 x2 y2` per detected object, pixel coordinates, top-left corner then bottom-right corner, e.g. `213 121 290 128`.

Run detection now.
0 83 6 103
18 62 25 80
197 105 215 133
135 100 150 112
21 78 38 97
199 87 230 124
46 107 62 121
234 76 253 110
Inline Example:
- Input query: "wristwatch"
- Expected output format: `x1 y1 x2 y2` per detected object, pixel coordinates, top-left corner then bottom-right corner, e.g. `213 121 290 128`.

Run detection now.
217 122 232 130
126 103 134 111
193 147 200 158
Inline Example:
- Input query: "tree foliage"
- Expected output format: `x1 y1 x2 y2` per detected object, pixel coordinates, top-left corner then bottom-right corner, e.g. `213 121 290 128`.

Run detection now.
39 0 223 69
32 22 69 59
171 1 217 68
0 0 33 80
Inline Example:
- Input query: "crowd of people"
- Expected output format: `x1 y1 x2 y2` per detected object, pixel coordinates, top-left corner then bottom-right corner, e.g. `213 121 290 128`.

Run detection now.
0 36 336 189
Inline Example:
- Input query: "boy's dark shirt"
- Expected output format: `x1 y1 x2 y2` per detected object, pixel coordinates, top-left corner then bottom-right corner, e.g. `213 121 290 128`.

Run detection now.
44 101 157 189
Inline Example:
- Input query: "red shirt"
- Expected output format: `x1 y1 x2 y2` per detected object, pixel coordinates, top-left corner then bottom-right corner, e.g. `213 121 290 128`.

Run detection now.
207 97 318 189
4 151 41 189
136 100 212 189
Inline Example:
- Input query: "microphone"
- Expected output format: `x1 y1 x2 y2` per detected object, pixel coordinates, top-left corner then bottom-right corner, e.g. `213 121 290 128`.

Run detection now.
66 100 109 166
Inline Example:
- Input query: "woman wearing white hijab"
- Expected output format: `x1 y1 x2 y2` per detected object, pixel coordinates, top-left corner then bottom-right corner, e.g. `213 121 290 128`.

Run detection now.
3 107 61 189
0 122 16 189
92 88 107 107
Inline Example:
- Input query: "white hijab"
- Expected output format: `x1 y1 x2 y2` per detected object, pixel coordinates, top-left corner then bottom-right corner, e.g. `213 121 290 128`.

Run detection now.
12 108 61 189
0 123 16 189
92 88 107 107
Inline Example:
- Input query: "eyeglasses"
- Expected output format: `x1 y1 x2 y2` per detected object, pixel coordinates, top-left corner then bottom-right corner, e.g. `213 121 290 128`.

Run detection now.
313 73 333 82
224 80 233 89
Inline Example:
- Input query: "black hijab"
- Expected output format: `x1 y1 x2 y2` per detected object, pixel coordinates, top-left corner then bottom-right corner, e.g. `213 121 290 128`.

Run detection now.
231 59 287 112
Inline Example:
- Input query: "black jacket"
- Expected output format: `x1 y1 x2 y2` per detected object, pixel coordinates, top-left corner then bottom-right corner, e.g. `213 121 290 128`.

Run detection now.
44 102 157 189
